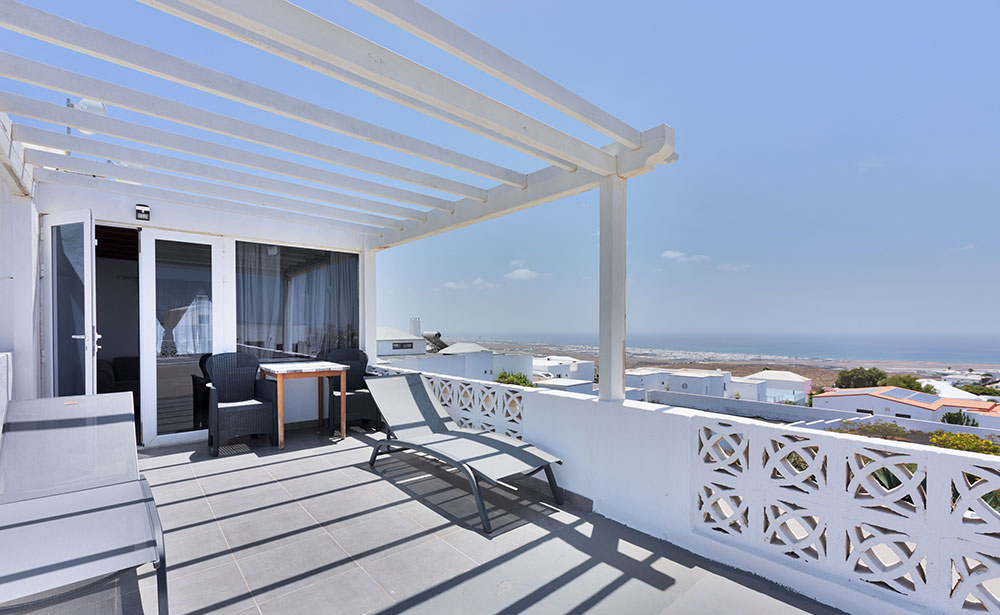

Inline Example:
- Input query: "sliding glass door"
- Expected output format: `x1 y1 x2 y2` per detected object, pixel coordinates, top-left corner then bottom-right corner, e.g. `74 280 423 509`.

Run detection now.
140 231 224 446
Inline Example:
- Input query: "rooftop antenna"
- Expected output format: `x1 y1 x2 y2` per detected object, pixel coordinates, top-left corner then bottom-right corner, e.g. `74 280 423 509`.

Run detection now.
65 97 107 136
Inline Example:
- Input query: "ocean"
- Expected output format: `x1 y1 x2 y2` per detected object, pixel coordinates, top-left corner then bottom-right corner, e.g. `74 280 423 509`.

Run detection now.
477 332 1000 365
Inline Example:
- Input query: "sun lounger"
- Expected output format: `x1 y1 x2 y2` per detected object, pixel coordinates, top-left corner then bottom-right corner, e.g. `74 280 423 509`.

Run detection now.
0 393 167 614
366 373 562 533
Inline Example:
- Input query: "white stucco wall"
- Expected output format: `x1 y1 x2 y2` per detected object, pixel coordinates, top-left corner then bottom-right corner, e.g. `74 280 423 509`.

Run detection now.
492 353 532 379
377 339 424 356
518 392 910 615
0 183 39 400
730 378 766 401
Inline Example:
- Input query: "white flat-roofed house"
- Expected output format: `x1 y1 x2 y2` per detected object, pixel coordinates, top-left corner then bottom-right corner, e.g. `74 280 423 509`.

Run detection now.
376 326 426 356
536 377 595 395
730 376 767 401
532 355 595 382
626 367 743 399
813 386 1000 427
747 370 812 405
377 339 531 382
943 372 986 386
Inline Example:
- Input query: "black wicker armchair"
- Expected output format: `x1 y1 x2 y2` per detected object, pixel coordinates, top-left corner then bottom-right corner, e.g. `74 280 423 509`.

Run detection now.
204 352 278 457
320 348 380 435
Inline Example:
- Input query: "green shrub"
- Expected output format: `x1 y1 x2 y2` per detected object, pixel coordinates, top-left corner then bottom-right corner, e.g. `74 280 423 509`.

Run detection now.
496 371 534 387
877 373 937 394
941 410 979 427
835 367 887 388
960 384 1000 397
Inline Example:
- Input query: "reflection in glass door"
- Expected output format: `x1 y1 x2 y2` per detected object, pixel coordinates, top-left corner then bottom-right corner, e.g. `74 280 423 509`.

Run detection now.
155 240 212 435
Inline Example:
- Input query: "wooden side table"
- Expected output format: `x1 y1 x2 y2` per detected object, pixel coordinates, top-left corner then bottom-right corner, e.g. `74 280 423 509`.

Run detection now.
258 361 349 448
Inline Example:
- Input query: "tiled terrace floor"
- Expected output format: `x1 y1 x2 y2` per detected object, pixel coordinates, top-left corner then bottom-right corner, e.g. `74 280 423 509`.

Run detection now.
135 427 845 615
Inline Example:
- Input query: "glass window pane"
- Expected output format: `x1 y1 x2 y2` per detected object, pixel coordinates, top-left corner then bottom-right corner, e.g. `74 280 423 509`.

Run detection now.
155 240 212 434
236 242 358 360
52 222 86 396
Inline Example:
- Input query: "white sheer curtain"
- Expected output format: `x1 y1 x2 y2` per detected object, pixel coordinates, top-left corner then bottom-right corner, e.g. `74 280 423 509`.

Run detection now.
236 243 283 357
237 242 358 360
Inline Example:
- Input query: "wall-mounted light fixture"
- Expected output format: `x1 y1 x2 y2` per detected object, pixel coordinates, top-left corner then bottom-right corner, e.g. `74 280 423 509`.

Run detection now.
135 204 150 221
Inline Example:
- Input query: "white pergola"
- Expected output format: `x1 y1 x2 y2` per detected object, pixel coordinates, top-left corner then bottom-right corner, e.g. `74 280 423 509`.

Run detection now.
0 0 676 401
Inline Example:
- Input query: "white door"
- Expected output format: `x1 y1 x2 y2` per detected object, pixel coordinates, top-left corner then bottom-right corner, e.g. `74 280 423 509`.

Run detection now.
139 230 227 447
42 210 97 396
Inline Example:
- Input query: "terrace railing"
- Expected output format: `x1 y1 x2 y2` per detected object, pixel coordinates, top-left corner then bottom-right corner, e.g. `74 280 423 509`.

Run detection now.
369 365 528 438
368 365 1000 614
694 415 1000 614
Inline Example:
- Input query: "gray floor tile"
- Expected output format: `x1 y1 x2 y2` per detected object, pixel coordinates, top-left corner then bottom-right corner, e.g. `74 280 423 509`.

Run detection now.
275 467 363 499
440 522 549 564
219 503 327 559
299 485 401 530
139 560 256 615
361 538 476 601
138 524 233 587
236 535 357 603
662 575 832 615
149 476 206 506
327 509 437 564
256 567 391 615
204 482 294 518
157 496 217 534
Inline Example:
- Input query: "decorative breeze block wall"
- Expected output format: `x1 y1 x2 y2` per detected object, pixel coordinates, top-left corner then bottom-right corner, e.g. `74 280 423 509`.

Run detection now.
692 417 1000 614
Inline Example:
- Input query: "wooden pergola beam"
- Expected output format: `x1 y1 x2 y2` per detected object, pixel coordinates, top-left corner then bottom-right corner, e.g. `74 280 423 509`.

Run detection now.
0 92 454 211
0 52 488 201
26 149 403 230
14 126 426 221
143 0 618 175
0 0 526 189
33 168 383 236
351 0 643 149
147 0 581 172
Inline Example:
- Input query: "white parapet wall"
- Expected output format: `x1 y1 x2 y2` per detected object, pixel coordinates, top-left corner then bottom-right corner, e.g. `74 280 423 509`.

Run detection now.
372 365 1000 615
648 389 1000 439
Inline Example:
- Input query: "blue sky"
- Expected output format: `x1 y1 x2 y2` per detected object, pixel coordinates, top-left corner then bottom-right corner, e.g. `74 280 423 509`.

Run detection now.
3 1 998 341
376 1 1000 338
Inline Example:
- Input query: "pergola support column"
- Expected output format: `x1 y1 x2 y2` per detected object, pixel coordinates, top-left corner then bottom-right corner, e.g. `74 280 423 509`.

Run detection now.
360 242 378 360
598 174 626 401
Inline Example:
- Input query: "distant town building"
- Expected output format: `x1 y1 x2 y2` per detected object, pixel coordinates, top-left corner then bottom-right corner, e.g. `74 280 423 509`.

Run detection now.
813 386 999 426
376 326 425 356
917 379 982 400
376 325 532 381
625 367 767 401
746 370 812 405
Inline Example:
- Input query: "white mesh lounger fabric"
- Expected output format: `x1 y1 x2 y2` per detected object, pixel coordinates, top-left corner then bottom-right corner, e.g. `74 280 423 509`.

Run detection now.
366 373 562 533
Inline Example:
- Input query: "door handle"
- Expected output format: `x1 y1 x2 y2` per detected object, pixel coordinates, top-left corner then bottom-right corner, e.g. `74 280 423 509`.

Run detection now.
71 334 86 340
